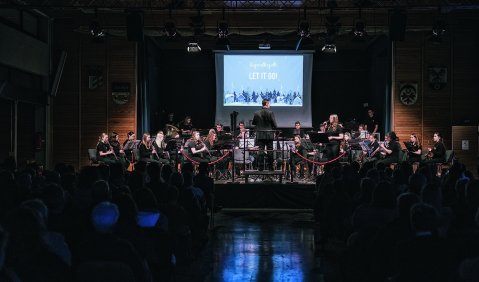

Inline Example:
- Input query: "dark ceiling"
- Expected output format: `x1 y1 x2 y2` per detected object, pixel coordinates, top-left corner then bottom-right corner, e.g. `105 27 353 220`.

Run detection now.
4 0 479 50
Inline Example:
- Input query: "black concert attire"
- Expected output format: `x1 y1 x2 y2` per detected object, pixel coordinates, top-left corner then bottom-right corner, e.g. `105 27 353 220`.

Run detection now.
179 122 193 138
139 143 161 164
365 115 380 134
110 140 129 169
406 142 422 164
185 139 210 163
122 139 134 163
152 140 170 164
236 129 250 140
291 142 307 178
96 142 120 165
376 140 401 166
424 141 446 164
252 106 278 171
325 125 343 160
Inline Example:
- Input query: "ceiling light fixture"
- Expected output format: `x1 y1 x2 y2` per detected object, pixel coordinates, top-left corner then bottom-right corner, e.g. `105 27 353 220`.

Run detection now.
187 41 201 52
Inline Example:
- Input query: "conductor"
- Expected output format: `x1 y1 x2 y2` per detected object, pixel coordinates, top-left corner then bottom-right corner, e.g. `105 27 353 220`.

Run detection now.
252 99 278 171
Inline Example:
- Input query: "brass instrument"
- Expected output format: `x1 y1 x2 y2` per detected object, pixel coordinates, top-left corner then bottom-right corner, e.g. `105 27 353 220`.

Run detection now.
165 124 180 138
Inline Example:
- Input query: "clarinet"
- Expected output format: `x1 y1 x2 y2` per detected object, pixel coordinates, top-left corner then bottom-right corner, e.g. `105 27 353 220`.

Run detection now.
108 142 119 160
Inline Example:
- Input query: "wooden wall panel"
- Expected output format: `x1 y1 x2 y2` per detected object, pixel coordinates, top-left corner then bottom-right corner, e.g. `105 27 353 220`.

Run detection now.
107 39 137 141
51 19 137 169
393 11 478 173
79 40 108 167
51 19 80 168
452 126 478 178
393 40 423 147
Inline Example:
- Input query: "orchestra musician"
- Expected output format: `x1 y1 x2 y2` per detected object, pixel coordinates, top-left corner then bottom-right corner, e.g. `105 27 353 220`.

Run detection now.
139 133 161 164
293 121 306 138
376 131 401 166
340 132 352 162
179 116 193 136
215 123 226 138
291 135 307 179
109 132 128 169
151 131 170 164
252 99 278 171
96 133 120 165
362 133 380 163
325 114 344 160
185 131 210 163
424 132 446 164
406 133 422 164
236 121 250 139
365 108 380 135
122 131 136 162
205 129 217 150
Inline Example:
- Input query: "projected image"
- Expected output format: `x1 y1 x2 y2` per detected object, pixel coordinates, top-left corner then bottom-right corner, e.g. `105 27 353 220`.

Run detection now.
224 55 303 106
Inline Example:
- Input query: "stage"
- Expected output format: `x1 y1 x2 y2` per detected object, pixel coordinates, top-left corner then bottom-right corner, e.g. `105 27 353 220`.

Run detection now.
214 180 316 210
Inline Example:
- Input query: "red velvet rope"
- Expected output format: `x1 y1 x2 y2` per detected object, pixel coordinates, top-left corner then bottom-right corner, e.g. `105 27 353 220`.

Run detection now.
180 149 231 165
292 149 348 165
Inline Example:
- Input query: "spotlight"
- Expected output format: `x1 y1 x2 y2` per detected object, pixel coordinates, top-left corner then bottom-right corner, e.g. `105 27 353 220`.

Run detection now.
187 41 201 52
321 43 337 54
217 21 229 38
351 18 367 41
164 20 177 37
89 21 105 38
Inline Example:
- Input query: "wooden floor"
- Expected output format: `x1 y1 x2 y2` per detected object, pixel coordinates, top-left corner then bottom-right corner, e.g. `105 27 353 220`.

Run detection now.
206 211 322 282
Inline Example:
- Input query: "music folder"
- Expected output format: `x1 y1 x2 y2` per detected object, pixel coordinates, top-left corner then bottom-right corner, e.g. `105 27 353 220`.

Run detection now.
308 132 329 144
123 140 140 150
166 139 182 151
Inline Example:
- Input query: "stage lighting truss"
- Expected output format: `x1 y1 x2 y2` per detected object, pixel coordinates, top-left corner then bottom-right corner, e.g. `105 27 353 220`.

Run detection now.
164 20 177 37
298 20 311 38
89 20 105 38
217 21 229 38
351 18 367 41
431 19 446 42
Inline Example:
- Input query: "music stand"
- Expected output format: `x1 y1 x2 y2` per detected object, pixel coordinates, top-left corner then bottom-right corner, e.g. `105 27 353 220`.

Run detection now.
166 139 183 172
309 132 329 144
123 140 140 164
124 140 140 150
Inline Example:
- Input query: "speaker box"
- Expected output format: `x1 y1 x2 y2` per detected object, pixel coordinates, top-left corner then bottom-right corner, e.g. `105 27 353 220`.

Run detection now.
126 12 144 42
389 10 407 41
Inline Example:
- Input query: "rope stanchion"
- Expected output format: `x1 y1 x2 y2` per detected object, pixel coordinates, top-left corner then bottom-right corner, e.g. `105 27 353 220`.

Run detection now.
208 150 231 165
292 149 349 165
181 150 200 165
180 149 231 165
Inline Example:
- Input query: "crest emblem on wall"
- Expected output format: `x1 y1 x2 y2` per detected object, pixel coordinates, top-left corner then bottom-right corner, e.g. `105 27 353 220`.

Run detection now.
398 82 418 106
111 82 131 105
428 67 447 90
87 66 104 90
